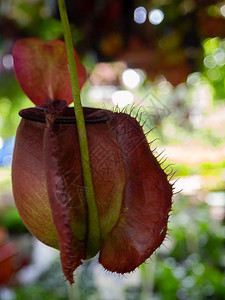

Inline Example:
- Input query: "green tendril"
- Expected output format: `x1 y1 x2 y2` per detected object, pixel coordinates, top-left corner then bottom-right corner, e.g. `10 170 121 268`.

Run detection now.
58 0 101 258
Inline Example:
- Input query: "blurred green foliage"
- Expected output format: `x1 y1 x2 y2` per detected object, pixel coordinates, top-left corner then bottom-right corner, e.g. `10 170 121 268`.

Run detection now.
0 76 31 139
203 38 225 101
0 207 27 234
13 261 68 300
173 159 225 179
0 168 11 193
155 195 225 300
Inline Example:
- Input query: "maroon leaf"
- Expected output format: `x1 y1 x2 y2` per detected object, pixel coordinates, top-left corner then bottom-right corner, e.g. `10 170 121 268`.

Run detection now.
99 114 172 273
43 117 87 284
12 117 59 249
12 38 86 106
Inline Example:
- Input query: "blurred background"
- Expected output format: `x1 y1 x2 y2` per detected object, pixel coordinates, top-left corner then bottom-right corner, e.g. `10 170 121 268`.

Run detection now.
0 0 225 299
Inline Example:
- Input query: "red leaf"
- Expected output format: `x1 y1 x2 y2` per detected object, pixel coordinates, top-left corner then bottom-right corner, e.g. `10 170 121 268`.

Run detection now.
43 119 86 284
99 114 172 273
12 38 86 106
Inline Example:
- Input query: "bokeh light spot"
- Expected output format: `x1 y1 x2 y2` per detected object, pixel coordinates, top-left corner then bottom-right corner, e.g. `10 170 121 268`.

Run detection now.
220 5 225 17
0 137 3 150
122 69 141 89
112 90 134 108
2 54 14 70
208 5 220 17
214 50 225 66
148 9 164 25
187 72 201 86
204 55 216 68
134 7 147 24
207 68 221 81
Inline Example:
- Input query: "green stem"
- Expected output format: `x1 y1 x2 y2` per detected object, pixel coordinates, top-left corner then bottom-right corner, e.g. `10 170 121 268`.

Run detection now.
58 0 101 258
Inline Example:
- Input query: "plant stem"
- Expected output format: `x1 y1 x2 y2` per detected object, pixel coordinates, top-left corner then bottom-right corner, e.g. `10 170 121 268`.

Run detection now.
58 0 101 258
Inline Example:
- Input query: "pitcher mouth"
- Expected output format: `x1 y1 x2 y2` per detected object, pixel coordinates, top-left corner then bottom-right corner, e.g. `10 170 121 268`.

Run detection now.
19 106 109 124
